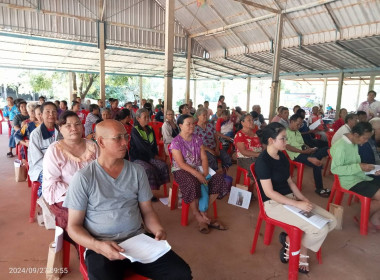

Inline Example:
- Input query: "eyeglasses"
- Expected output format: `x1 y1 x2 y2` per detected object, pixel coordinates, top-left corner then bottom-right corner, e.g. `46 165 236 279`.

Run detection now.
102 133 129 142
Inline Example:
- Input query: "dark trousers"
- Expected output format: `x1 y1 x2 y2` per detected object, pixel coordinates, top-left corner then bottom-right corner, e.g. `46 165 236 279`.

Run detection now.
85 249 192 280
294 147 329 190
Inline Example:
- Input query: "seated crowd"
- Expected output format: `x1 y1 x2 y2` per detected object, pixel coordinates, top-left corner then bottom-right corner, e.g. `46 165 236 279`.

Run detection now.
3 90 380 278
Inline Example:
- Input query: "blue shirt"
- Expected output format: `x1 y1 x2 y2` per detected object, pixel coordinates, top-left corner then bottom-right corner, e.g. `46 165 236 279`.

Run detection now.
3 105 19 121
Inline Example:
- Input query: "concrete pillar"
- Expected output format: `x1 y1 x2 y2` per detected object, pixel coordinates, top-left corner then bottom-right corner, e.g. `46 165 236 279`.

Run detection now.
269 13 284 119
139 76 143 105
68 72 73 104
369 75 375 91
193 79 197 106
246 77 251 112
335 72 344 120
164 0 174 113
322 78 328 110
356 79 362 110
221 81 225 96
185 37 191 104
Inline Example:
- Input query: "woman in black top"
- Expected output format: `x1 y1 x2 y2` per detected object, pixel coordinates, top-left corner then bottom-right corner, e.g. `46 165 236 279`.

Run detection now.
255 122 336 274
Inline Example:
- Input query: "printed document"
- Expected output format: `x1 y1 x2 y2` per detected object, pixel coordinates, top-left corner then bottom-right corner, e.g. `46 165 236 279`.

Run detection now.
118 234 171 264
284 205 332 229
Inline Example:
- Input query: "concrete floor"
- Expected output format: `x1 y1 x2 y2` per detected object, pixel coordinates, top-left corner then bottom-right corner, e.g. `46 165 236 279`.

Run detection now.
0 131 379 280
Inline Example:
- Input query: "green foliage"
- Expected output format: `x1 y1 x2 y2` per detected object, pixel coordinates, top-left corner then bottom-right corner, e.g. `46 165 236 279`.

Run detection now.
29 73 52 93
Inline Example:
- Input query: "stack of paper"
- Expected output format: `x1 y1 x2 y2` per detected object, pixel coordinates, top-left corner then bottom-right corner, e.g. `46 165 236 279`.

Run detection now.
118 234 171 264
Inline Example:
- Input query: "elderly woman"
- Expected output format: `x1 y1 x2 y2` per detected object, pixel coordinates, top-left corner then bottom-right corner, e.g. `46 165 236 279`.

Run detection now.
331 122 380 230
115 108 133 136
129 108 170 198
234 114 263 178
14 103 40 156
255 123 336 273
42 111 98 229
170 114 229 234
162 109 179 155
195 108 232 173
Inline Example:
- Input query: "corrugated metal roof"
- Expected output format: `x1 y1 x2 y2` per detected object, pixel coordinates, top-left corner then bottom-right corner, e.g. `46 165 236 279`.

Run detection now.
0 0 379 79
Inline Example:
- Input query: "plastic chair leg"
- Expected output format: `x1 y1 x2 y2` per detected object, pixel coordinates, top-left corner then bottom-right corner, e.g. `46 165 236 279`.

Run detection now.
297 165 304 191
360 198 371 235
250 216 263 254
263 223 275 245
29 182 39 223
181 203 190 226
243 174 251 186
334 190 344 206
170 183 178 210
323 157 330 176
63 240 71 271
287 228 303 280
326 184 337 211
213 201 218 219
163 184 168 197
316 248 322 264
235 168 242 186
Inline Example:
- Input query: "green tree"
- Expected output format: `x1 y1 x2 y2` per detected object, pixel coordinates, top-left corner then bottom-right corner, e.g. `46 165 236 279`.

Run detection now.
29 73 53 97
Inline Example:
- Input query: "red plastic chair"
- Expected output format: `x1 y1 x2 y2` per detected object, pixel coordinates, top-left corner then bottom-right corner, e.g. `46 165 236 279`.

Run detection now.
235 165 251 186
149 121 165 159
168 144 217 226
249 163 322 280
78 245 148 280
323 132 335 176
151 115 155 121
283 151 304 191
327 174 371 235
29 181 40 222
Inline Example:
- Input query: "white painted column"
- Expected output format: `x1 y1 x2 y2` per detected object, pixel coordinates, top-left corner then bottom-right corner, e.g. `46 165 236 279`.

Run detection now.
246 77 251 112
369 75 375 91
322 78 328 110
139 76 143 105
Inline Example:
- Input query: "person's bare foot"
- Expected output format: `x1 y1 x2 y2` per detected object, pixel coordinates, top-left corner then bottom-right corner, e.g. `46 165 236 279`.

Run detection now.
308 157 322 166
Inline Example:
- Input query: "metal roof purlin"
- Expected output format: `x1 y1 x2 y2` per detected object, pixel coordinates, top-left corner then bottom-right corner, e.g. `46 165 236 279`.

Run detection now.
244 53 292 73
334 42 379 68
299 46 343 70
192 60 237 76
201 59 249 75
233 0 280 14
190 0 338 38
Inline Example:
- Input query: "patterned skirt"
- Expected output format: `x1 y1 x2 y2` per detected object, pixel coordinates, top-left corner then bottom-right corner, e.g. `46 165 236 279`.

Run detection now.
173 169 229 204
134 158 170 190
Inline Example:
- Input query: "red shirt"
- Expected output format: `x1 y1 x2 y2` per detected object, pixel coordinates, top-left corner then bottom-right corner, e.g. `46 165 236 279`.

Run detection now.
234 130 262 159
332 118 344 132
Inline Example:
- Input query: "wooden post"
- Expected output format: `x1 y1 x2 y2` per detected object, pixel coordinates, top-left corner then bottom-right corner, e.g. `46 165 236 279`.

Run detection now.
335 72 344 120
269 13 284 119
246 77 251 112
164 0 174 113
185 37 191 104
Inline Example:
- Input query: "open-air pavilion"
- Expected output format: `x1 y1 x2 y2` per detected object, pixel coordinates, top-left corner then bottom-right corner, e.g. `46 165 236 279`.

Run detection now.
0 1 380 280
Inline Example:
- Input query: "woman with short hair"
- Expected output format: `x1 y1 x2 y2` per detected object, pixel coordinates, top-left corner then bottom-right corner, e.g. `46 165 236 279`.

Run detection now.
129 109 170 197
162 109 179 155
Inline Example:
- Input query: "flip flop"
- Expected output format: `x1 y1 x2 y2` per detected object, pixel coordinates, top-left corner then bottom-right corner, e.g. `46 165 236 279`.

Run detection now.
279 232 288 247
209 221 228 231
199 222 210 234
315 188 330 198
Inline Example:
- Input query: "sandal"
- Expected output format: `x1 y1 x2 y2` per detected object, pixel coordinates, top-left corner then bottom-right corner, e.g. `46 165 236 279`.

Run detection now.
315 188 331 198
298 254 310 274
198 222 210 234
6 152 14 158
279 232 287 247
279 246 289 263
209 220 228 231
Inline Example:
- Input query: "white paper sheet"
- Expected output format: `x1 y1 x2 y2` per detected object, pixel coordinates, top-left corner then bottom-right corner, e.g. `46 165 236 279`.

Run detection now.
309 119 321 130
365 165 380 175
198 166 216 176
159 197 169 205
228 186 252 210
284 205 332 229
118 234 171 264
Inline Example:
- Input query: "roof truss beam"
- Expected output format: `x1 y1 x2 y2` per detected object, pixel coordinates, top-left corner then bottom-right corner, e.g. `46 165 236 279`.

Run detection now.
193 61 237 76
200 59 249 75
300 46 343 69
233 0 280 14
244 53 292 72
224 54 270 74
335 42 379 68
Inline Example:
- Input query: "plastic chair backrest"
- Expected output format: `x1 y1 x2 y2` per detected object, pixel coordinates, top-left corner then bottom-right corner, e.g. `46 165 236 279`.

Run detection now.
249 163 266 215
326 131 335 147
168 143 173 162
0 110 4 122
149 121 163 141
